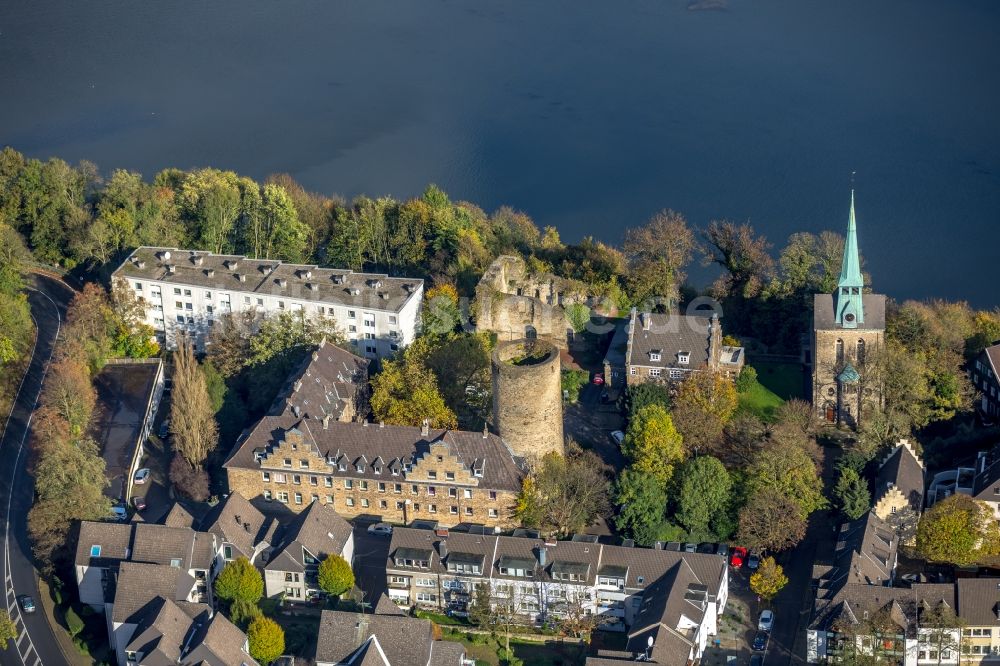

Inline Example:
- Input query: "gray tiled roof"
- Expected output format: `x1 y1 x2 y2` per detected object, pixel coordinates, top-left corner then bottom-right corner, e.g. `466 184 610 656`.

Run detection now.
874 441 924 512
272 339 369 422
75 521 133 568
131 523 216 571
825 513 898 592
224 416 525 493
811 583 955 635
200 492 274 560
626 311 715 370
112 561 195 624
125 597 207 664
429 640 467 666
163 504 195 528
265 501 353 574
316 610 438 666
182 612 260 666
958 578 1000 627
113 247 422 313
813 293 887 331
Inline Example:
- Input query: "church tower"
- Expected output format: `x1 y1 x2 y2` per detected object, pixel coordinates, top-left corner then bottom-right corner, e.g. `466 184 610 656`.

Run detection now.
811 191 886 429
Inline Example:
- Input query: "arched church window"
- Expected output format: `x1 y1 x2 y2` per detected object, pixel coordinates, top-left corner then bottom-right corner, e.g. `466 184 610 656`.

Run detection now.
835 339 844 365
857 339 866 365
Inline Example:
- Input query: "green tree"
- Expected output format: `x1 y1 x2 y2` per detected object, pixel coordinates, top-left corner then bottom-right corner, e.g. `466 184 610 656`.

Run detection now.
834 467 871 520
421 284 462 336
177 168 243 253
736 488 808 553
623 404 684 484
614 469 667 546
170 339 218 467
675 456 733 541
916 494 1000 566
247 616 285 664
317 554 355 597
745 442 827 519
370 357 457 429
214 557 264 614
671 371 738 455
0 610 17 645
625 383 672 421
750 557 788 601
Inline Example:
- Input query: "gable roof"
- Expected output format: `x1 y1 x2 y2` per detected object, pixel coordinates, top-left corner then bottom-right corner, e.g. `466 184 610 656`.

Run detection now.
224 415 525 493
125 596 208 664
163 503 196 528
181 612 259 666
131 523 215 572
874 439 925 512
315 610 460 666
812 583 955 636
75 521 133 569
958 578 1000 627
112 561 196 624
626 310 714 370
272 339 369 422
200 492 276 560
826 513 898 592
265 501 353 573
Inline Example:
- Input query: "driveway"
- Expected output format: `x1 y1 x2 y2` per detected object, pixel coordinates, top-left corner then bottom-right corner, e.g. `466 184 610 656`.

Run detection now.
351 524 392 611
564 383 626 471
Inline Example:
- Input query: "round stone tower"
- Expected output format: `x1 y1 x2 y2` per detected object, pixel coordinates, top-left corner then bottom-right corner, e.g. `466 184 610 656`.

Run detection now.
491 338 564 461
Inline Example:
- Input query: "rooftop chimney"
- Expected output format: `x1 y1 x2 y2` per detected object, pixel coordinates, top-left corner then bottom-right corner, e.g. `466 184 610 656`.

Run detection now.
277 278 287 288
421 419 430 437
225 259 238 270
438 540 448 559
322 414 331 430
192 256 204 266
166 264 176 274
236 273 246 282
205 268 215 278
642 312 651 331
538 547 547 567
483 424 489 439
379 421 385 428
136 260 146 269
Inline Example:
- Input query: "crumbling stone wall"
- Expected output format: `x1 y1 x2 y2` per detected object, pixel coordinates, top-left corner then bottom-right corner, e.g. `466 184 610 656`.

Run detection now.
491 339 564 461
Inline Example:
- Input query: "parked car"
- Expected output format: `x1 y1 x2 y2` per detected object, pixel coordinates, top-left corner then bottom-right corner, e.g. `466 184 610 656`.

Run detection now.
664 542 682 552
133 468 151 485
158 420 170 438
716 543 730 558
133 495 147 511
752 630 769 652
367 522 393 536
748 552 761 571
758 609 774 632
683 543 698 553
730 546 748 568
592 373 605 385
110 504 128 522
697 543 715 554
18 595 35 614
609 430 625 446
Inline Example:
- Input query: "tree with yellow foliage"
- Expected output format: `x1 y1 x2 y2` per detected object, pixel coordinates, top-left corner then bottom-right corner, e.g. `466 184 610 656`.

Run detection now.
623 404 685 484
750 557 788 601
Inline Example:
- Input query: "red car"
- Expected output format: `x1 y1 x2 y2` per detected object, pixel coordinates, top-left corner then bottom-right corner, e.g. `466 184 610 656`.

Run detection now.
592 373 605 385
730 546 748 568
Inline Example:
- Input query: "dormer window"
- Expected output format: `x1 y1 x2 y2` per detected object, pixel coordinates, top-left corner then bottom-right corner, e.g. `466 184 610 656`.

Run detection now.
474 468 484 478
649 351 661 362
678 352 690 365
338 462 346 472
373 466 382 475
356 464 365 473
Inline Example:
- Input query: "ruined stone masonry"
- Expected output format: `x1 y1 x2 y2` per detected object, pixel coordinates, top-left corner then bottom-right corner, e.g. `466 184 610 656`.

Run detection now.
491 339 565 461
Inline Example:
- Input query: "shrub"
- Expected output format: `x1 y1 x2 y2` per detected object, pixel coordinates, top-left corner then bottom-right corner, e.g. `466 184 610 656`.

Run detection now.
247 616 285 665
169 454 210 501
65 606 85 637
317 554 354 597
736 365 759 393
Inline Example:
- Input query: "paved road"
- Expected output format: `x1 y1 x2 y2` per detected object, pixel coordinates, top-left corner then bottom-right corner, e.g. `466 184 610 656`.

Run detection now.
0 274 76 666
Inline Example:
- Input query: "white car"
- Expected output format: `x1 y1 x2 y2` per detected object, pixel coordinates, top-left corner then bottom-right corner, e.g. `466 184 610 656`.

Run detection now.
367 522 393 536
610 430 625 446
758 610 774 632
133 468 151 485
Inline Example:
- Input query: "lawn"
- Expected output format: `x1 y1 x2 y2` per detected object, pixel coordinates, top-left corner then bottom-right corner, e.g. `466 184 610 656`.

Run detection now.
439 628 585 666
737 381 785 422
750 361 806 400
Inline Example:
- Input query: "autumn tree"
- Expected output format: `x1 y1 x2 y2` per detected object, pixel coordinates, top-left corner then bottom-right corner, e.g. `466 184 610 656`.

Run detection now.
170 339 218 467
407 332 493 428
247 616 285 664
214 557 264 623
744 441 826 519
675 456 733 541
421 283 463 336
737 488 808 553
614 469 667 546
517 447 610 537
671 371 738 455
750 557 788 601
40 357 95 436
370 356 457 429
916 494 1000 566
623 209 696 305
0 610 16 646
622 404 684 484
318 554 355 597
702 220 775 299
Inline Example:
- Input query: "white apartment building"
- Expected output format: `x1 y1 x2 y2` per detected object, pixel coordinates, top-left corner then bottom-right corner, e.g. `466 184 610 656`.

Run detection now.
112 247 424 359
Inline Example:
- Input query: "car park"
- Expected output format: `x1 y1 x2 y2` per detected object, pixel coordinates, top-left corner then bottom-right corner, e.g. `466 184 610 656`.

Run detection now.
758 609 774 632
133 468 151 485
730 546 748 568
18 595 35 614
133 495 147 511
696 543 715 554
367 522 393 536
752 630 769 652
609 430 625 446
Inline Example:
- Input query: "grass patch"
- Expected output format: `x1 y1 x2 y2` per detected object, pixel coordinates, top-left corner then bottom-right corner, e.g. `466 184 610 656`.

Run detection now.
437 629 584 666
414 609 470 626
737 380 785 422
751 361 805 400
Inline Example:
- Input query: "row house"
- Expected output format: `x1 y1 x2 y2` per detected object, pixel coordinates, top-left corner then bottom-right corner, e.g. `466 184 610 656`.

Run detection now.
383 526 728 661
971 344 1000 422
621 308 744 390
224 416 525 529
112 246 423 358
315 609 469 666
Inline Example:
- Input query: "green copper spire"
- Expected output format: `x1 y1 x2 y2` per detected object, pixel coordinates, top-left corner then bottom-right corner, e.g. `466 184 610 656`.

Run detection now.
835 190 865 328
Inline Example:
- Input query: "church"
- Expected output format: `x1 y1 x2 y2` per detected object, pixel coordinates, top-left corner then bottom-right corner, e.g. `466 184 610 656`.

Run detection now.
811 192 886 429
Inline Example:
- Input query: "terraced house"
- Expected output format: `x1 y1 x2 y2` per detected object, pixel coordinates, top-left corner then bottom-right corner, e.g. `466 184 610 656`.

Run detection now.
224 416 525 529
383 527 728 663
112 246 423 358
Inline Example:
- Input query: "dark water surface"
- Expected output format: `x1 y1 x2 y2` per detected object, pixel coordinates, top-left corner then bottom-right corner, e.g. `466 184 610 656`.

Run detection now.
2 1 998 305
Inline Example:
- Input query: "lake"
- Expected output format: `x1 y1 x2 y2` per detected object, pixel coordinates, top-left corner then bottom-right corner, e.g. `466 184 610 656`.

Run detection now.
1 0 997 305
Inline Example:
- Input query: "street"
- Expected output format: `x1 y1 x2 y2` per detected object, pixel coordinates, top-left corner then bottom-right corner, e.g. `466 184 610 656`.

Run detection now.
0 274 77 666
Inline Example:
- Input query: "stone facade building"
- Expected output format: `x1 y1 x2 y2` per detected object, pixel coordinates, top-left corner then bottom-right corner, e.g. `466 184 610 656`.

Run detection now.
491 339 564 461
621 308 743 389
270 339 370 423
811 192 885 429
475 255 596 349
223 416 525 530
871 439 924 544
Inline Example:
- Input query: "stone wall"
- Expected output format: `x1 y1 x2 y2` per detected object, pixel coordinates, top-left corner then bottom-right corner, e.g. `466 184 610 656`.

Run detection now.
491 339 564 461
812 328 884 428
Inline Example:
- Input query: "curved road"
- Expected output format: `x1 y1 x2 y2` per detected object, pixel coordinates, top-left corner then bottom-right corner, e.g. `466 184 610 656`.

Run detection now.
0 274 76 666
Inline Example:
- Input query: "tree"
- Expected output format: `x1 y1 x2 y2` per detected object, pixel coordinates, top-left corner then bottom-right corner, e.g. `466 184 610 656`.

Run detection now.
247 616 285 665
214 557 264 617
558 592 599 638
170 339 218 467
919 601 965 666
408 333 493 428
671 371 738 456
421 284 462 336
370 357 457 429
40 357 95 437
614 469 667 546
469 580 529 653
0 610 17 646
744 441 826 519
623 209 696 305
468 580 498 632
719 413 768 468
834 467 871 520
168 453 210 501
318 554 355 597
675 456 733 541
625 383 672 422
916 494 1000 566
516 448 610 536
750 557 788 601
702 220 775 299
737 488 808 553
622 404 684 484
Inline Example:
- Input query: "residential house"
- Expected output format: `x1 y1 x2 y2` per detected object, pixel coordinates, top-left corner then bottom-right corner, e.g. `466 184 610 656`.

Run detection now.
814 512 899 601
872 439 925 544
623 308 743 387
224 416 525 529
200 490 279 570
972 344 1000 422
270 338 370 423
929 444 1000 519
315 609 469 666
263 500 354 601
112 246 423 358
957 578 1000 662
383 526 728 661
